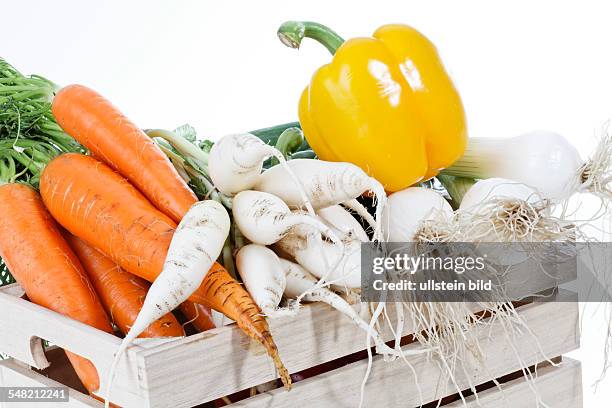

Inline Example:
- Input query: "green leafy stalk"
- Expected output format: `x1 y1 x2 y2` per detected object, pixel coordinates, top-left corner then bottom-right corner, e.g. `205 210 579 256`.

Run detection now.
0 57 82 154
290 149 316 160
146 126 233 208
270 127 304 166
436 174 476 210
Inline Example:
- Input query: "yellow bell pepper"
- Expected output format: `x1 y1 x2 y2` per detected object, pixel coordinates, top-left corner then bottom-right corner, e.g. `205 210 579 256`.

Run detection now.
278 21 467 192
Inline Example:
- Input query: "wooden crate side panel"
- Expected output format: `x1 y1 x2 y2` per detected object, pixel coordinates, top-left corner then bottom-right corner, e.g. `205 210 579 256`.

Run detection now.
0 291 157 407
140 301 430 407
0 282 580 408
444 358 582 408
230 296 579 408
0 358 102 408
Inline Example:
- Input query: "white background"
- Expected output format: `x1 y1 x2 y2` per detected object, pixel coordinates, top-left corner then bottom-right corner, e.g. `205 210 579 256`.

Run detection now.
4 0 612 406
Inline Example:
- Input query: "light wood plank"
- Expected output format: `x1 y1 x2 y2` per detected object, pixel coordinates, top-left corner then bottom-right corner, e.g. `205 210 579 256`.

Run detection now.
0 358 102 408
445 358 582 408
0 291 179 407
139 302 427 407
231 292 579 408
0 279 580 408
0 283 24 298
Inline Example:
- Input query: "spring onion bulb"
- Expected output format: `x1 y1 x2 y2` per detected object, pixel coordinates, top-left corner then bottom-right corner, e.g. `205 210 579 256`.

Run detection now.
442 130 612 203
459 178 545 213
382 187 454 242
456 178 572 243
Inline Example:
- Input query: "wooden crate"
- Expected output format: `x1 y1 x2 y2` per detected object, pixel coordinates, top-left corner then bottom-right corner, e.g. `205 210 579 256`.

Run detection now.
0 283 581 407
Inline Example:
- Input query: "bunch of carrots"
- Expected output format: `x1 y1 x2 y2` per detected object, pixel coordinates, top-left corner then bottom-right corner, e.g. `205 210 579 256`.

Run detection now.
0 58 292 403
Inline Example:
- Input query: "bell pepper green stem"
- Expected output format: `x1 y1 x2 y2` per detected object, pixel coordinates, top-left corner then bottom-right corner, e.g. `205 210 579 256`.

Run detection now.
270 127 304 166
277 21 345 55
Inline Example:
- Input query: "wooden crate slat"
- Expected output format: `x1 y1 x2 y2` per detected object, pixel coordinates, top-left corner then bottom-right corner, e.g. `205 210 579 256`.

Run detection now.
0 358 102 408
139 301 439 407
444 358 582 408
230 291 579 408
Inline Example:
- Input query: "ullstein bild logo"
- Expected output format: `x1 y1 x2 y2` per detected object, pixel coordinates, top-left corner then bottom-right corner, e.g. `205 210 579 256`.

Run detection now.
360 242 612 303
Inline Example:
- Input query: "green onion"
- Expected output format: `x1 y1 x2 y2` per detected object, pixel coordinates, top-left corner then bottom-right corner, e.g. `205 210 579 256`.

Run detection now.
436 174 476 210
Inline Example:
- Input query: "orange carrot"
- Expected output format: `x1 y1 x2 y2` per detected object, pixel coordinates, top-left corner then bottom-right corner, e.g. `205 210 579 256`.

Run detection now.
190 263 291 387
66 234 184 338
0 183 113 393
180 301 216 332
52 84 197 223
40 153 290 388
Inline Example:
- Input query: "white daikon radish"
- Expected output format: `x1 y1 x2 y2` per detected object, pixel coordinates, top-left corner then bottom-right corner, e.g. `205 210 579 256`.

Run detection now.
208 133 315 214
254 159 387 241
104 200 230 408
342 198 377 235
382 187 454 242
232 190 341 248
276 228 361 289
317 205 369 242
443 129 612 202
236 244 293 317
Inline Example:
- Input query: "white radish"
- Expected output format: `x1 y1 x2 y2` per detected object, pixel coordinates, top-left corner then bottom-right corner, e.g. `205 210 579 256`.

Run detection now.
254 159 387 241
236 244 292 317
382 187 454 242
104 200 230 408
342 198 377 238
317 205 369 242
442 130 612 202
276 228 362 289
208 133 315 214
232 190 341 247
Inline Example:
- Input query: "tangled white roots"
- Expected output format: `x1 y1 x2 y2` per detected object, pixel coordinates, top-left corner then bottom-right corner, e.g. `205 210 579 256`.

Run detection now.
359 198 576 405
580 124 612 201
455 198 575 243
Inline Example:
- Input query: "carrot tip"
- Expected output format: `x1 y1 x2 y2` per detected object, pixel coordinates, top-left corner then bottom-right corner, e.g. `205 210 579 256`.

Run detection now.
262 332 292 390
